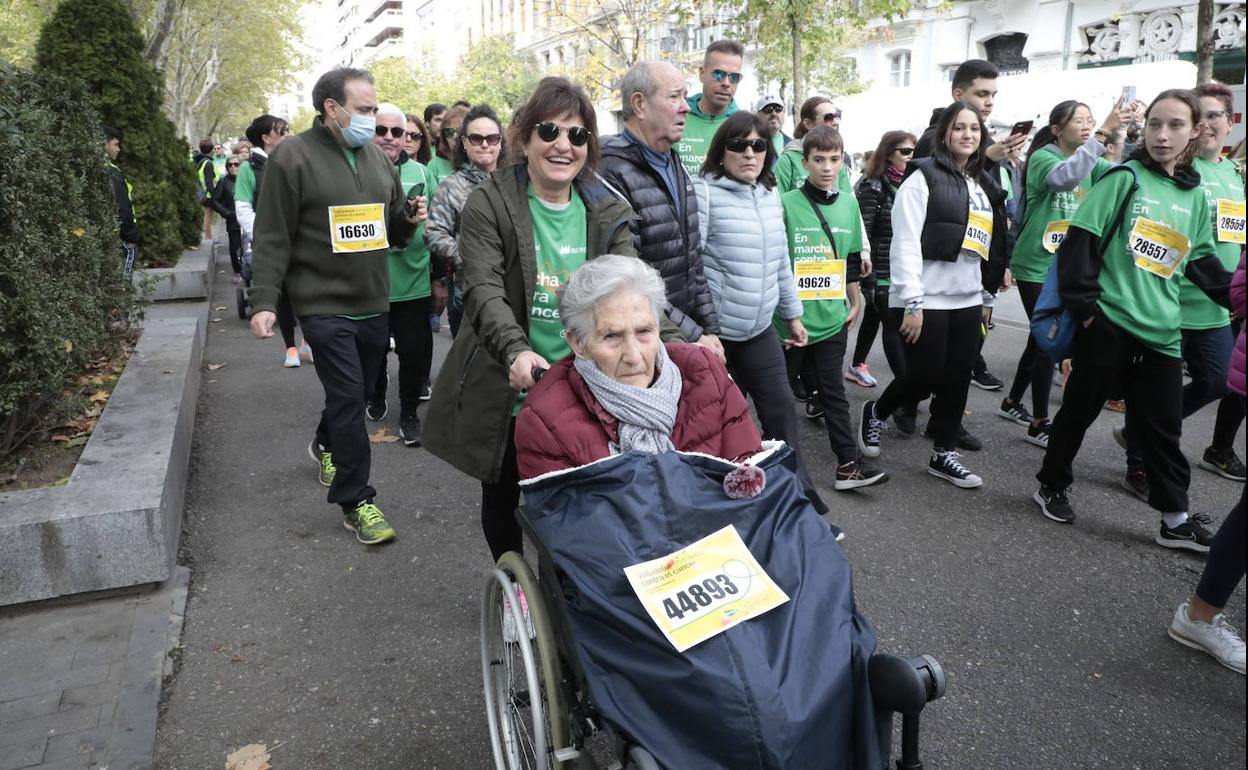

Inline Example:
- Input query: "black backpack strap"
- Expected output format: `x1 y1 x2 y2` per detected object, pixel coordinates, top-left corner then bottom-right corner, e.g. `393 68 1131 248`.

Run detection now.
1096 164 1139 256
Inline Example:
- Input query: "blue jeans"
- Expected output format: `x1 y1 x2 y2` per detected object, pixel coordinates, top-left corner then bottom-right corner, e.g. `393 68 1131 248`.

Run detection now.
1126 324 1234 470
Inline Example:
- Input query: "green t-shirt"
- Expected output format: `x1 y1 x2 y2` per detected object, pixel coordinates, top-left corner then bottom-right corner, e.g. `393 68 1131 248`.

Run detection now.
774 148 852 195
388 159 434 302
1071 160 1219 357
675 96 738 175
427 155 454 188
1179 156 1243 330
516 185 588 411
235 160 256 204
775 188 863 344
1012 144 1112 283
213 156 227 178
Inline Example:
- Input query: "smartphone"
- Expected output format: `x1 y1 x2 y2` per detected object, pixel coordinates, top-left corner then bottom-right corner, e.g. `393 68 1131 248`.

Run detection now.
407 182 425 199
1008 120 1034 137
1121 85 1137 106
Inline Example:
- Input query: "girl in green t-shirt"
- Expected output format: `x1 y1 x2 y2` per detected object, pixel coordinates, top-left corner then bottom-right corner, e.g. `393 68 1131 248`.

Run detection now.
1001 98 1128 444
1034 89 1233 553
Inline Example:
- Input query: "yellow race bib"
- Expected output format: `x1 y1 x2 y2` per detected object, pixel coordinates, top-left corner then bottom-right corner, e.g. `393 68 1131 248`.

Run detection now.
328 203 389 253
1042 219 1071 254
1129 217 1189 280
623 525 790 653
962 211 992 260
1216 199 1246 244
794 259 847 301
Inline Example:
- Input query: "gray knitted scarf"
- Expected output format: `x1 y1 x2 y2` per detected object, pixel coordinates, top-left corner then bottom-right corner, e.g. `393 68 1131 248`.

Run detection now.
574 343 683 455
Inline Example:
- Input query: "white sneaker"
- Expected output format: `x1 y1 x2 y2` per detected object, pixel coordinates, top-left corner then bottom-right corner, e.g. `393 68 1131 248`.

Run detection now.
1168 601 1246 675
502 584 536 643
283 347 300 368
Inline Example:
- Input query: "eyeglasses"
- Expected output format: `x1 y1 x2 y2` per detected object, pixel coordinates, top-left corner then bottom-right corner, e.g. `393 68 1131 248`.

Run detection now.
375 126 405 139
274 126 288 136
405 130 423 141
466 133 503 147
821 111 843 123
760 104 784 115
724 137 768 154
710 69 743 85
896 147 914 156
534 121 591 146
441 126 460 139
226 161 241 167
1203 110 1231 121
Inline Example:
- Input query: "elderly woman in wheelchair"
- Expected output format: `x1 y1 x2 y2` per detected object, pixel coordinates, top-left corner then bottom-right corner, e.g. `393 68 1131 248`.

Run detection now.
480 255 944 770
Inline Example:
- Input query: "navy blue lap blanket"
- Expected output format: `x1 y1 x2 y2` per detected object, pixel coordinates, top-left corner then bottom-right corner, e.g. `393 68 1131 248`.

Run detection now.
519 446 881 770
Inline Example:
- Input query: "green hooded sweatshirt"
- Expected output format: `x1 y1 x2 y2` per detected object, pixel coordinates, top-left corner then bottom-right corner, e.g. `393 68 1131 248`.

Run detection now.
675 94 739 175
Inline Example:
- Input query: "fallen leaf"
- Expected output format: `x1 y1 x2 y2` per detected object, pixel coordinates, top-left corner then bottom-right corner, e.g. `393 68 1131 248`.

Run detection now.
369 429 399 444
210 317 223 323
63 339 74 352
88 390 110 404
71 227 85 237
62 436 88 448
225 743 271 770
206 362 226 371
215 306 228 311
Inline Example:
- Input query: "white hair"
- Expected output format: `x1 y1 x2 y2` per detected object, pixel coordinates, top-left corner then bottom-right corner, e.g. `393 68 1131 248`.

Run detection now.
558 255 669 343
376 102 405 120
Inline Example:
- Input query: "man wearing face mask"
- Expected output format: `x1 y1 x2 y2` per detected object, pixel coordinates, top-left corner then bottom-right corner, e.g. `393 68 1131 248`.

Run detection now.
249 67 427 547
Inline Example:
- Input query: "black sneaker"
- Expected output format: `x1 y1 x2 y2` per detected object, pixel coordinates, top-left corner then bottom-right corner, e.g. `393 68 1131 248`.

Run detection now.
1198 447 1246 482
366 397 388 422
419 380 433 401
399 413 422 447
998 397 1033 426
924 424 983 451
805 394 825 421
1033 485 1075 523
1156 513 1214 553
1024 420 1051 448
927 448 982 488
893 404 917 436
1120 469 1148 502
971 370 1004 391
857 400 885 458
834 460 888 490
791 381 808 402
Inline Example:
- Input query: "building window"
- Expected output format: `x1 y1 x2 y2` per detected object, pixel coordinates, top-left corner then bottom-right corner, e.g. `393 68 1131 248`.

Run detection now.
889 50 911 87
983 33 1029 76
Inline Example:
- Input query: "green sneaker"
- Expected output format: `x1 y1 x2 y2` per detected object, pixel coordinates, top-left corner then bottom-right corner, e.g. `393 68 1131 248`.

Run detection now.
308 439 335 487
343 501 396 545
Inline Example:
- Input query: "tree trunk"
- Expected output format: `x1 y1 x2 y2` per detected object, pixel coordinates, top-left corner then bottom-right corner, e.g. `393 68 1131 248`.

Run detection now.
144 0 183 67
789 8 802 110
1195 0 1215 84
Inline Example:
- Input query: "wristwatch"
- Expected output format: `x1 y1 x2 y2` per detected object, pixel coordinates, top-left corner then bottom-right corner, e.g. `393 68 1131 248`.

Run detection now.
904 301 923 316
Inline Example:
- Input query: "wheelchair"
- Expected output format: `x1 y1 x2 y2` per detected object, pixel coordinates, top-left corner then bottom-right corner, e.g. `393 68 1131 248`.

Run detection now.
481 507 947 770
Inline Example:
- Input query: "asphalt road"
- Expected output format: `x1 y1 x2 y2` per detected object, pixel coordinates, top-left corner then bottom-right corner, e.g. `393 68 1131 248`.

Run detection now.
155 261 1245 769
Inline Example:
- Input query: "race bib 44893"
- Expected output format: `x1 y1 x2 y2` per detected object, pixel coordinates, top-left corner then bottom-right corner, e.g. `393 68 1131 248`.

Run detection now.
1129 217 1189 280
328 203 389 253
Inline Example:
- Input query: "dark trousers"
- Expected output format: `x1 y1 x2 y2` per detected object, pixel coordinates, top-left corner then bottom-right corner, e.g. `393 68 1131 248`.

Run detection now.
876 306 981 449
481 420 522 562
226 222 243 276
300 314 390 510
851 279 881 367
371 296 433 418
1038 317 1189 513
1125 322 1242 469
1007 280 1054 420
1196 497 1246 609
724 330 827 513
854 285 908 379
801 328 858 463
277 287 298 349
448 275 464 338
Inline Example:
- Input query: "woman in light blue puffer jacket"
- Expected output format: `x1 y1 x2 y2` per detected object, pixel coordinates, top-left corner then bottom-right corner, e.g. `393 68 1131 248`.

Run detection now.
694 111 831 520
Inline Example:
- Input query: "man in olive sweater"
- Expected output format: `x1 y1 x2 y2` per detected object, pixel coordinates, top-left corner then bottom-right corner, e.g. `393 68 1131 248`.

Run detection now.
249 67 426 546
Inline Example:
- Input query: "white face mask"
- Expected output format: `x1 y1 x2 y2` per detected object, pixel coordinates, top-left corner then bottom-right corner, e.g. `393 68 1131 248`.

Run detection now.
333 101 375 148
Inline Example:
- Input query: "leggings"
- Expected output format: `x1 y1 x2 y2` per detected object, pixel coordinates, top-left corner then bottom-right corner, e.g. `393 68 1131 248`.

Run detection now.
853 285 907 380
481 420 522 562
1006 280 1054 420
276 286 298 349
1196 496 1246 609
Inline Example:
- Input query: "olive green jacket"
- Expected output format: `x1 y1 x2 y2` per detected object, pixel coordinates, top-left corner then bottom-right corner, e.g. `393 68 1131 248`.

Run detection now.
424 165 638 482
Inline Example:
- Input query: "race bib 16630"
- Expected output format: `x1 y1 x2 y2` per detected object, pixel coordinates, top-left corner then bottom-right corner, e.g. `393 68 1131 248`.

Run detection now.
328 203 389 253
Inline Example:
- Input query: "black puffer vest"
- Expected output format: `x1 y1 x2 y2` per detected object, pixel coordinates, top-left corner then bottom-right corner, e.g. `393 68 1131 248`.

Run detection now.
903 152 1009 292
854 174 896 281
599 134 721 338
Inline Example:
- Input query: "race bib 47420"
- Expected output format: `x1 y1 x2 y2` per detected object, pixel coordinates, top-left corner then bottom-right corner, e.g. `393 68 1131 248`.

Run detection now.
623 524 790 653
794 259 847 302
1129 217 1189 280
328 203 388 253
1216 199 1246 244
962 211 992 260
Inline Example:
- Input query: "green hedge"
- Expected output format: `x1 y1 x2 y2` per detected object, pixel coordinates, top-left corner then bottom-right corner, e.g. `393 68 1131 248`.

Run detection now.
34 0 201 267
0 63 138 459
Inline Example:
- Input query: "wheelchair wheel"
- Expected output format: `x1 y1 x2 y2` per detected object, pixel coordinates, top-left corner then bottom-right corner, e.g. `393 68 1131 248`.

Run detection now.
236 286 249 320
481 554 570 770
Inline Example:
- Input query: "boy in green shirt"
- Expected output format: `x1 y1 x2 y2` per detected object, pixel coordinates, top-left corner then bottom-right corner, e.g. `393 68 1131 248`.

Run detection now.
777 126 886 490
675 39 743 175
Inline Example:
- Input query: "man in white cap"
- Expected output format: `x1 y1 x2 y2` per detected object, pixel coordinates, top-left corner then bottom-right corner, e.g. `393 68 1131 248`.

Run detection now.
755 94 792 161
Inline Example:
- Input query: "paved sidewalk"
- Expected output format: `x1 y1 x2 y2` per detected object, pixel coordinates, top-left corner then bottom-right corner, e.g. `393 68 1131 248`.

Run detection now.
0 567 189 770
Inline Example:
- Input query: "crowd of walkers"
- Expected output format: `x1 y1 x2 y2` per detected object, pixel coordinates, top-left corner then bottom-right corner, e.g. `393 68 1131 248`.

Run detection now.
184 42 1247 677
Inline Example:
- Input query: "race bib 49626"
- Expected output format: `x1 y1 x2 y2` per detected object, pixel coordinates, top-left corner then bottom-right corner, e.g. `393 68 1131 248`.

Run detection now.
1216 199 1246 244
794 259 846 302
1129 217 1189 280
962 211 992 260
328 203 388 253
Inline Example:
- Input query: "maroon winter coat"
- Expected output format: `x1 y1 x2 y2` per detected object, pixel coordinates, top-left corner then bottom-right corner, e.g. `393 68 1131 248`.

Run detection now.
516 343 763 479
1229 253 1245 397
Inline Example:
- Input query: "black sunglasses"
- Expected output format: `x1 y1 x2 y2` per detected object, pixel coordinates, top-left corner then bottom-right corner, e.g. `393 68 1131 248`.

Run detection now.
725 137 768 154
534 121 590 146
226 161 241 167
441 126 460 139
375 125 405 139
405 130 423 141
760 104 784 114
466 133 503 147
821 111 843 122
896 147 914 156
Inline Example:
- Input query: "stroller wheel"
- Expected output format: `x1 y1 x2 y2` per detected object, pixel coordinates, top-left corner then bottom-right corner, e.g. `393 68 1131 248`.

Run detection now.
481 553 570 770
236 286 249 320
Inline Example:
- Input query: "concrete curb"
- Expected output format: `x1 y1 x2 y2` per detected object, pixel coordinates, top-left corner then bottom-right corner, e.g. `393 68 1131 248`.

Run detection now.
0 307 205 606
134 239 215 302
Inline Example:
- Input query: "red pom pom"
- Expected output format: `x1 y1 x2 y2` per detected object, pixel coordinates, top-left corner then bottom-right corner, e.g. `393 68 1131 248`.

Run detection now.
723 464 766 499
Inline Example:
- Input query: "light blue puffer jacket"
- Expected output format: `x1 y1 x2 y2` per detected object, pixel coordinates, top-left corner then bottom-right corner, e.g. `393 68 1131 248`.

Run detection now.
694 174 801 342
